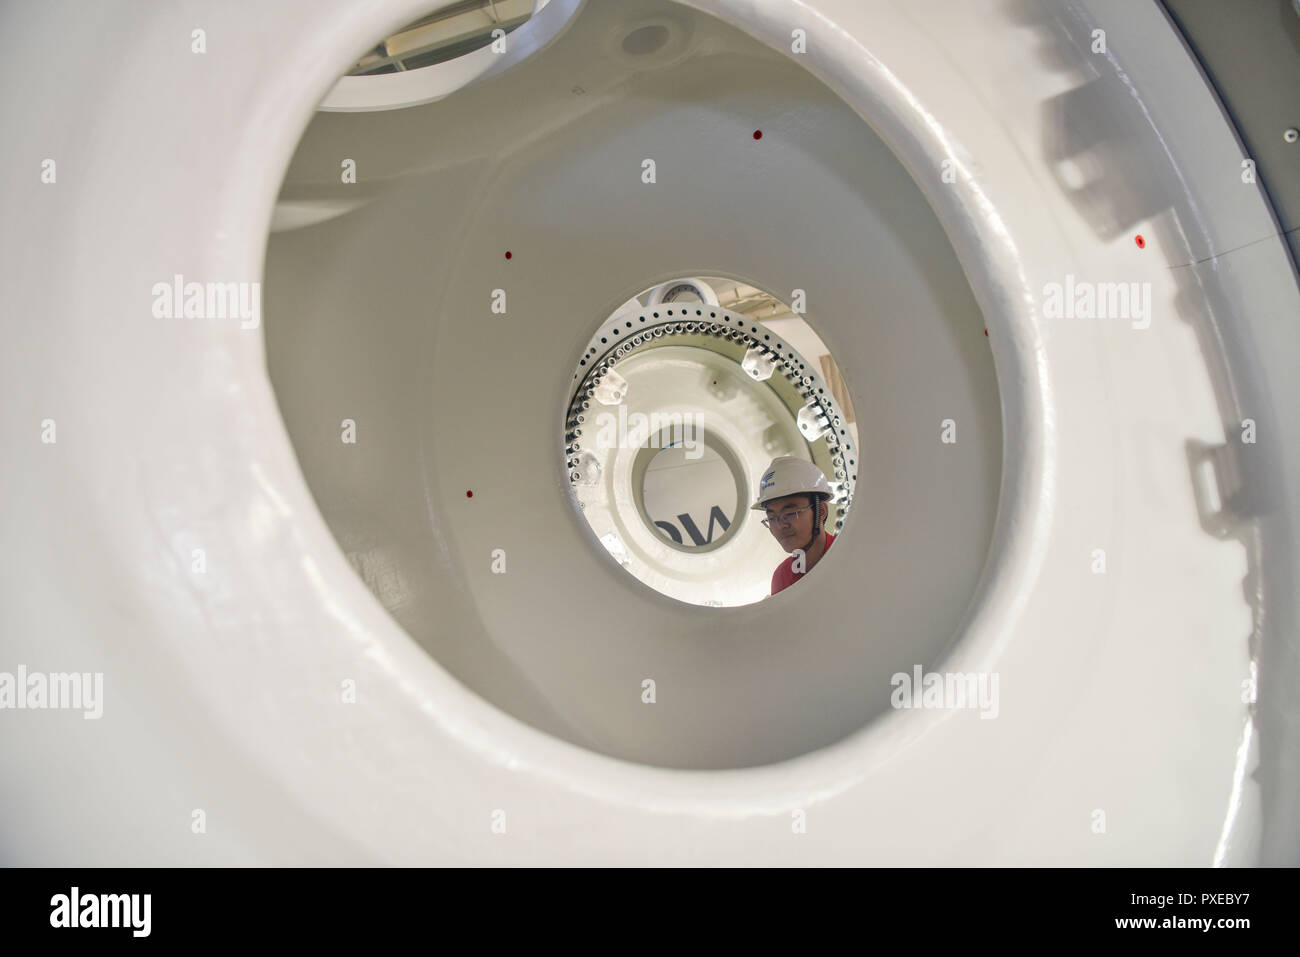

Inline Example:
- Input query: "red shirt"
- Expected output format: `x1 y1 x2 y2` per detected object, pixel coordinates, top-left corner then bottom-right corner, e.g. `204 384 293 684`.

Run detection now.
771 532 836 595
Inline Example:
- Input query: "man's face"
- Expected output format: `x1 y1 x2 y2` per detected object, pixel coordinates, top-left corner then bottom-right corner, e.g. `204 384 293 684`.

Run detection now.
764 493 818 552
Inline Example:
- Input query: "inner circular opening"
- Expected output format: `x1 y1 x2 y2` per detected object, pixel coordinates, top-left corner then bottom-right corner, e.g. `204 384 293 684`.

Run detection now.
642 443 739 548
262 0 1003 769
565 277 857 606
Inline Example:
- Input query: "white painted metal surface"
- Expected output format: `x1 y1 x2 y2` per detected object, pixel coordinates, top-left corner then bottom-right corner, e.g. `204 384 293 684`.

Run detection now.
2 0 1297 865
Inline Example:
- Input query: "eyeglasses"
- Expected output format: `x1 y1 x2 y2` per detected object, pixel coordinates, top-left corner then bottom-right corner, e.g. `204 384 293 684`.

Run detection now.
761 504 814 528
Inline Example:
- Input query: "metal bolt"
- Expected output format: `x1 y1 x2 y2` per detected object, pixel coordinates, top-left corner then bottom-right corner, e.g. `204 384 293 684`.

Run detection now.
1286 128 1299 144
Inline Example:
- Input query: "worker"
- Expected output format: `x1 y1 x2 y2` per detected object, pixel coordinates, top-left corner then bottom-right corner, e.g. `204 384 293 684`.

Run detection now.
752 455 836 596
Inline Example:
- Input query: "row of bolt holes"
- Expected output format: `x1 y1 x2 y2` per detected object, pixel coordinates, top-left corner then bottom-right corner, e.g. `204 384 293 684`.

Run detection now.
575 314 839 461
566 312 852 481
564 294 861 504
569 310 852 452
577 310 802 373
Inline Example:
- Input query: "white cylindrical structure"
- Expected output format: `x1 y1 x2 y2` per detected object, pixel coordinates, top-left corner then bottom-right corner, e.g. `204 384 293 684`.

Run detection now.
2 0 1298 865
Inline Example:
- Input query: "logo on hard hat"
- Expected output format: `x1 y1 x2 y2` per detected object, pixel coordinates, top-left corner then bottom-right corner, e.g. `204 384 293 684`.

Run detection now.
760 470 776 494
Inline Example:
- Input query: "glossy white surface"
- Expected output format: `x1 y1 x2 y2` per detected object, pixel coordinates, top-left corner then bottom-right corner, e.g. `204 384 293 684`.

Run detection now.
2 0 1297 864
266 0 1003 769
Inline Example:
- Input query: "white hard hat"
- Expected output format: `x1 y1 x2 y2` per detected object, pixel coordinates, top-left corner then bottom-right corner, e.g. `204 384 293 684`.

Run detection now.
751 456 832 510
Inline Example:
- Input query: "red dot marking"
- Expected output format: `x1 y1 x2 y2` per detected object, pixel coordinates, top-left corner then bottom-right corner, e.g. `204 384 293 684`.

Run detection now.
753 130 762 140
504 251 512 259
984 329 989 337
1135 235 1145 249
466 490 474 498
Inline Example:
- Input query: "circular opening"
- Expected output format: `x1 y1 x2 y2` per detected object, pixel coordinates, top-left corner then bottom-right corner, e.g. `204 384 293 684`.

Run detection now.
643 444 737 546
565 277 857 607
263 0 1004 770
638 428 746 553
